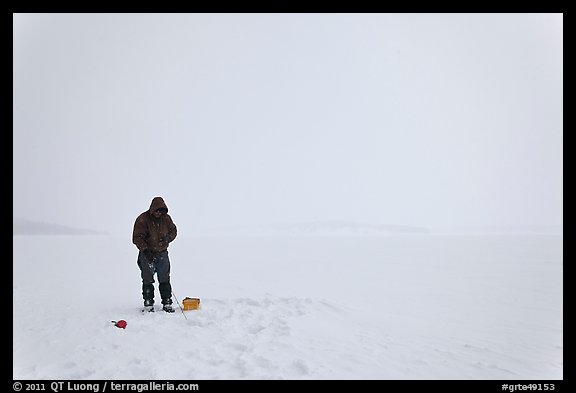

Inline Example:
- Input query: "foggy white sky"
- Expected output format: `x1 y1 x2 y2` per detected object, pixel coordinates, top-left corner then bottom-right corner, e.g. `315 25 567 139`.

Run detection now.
13 13 563 235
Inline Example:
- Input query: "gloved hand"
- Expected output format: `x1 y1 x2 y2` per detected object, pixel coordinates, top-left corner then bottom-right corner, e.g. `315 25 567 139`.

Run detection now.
160 236 170 248
143 249 154 262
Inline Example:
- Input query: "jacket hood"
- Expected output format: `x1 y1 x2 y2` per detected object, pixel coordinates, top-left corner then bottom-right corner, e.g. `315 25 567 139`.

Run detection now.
149 197 169 214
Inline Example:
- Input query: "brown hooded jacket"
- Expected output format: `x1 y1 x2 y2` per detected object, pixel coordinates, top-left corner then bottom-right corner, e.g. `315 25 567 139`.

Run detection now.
132 197 177 252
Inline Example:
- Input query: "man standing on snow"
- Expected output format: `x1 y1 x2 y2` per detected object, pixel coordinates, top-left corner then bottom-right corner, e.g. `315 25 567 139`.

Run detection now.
132 196 178 312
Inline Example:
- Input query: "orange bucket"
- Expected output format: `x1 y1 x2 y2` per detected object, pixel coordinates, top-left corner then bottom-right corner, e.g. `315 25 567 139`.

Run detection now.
182 297 201 311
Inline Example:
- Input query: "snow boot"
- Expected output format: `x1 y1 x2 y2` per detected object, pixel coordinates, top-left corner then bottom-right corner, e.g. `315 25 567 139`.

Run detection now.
162 297 174 313
143 298 155 312
159 282 174 312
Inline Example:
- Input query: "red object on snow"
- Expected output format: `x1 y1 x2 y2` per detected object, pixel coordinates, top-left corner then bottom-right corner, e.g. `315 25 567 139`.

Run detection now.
113 320 127 329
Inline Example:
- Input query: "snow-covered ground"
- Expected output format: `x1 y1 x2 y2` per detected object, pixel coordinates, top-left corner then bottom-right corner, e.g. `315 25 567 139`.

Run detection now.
13 233 563 379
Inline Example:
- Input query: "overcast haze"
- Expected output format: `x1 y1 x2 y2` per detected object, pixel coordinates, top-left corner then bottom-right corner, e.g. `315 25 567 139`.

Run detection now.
13 13 563 236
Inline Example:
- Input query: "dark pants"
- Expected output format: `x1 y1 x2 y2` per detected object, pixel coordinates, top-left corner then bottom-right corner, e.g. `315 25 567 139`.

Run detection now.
137 250 172 305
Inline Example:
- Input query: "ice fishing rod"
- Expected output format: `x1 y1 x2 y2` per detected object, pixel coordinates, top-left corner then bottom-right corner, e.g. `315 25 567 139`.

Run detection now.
171 289 188 320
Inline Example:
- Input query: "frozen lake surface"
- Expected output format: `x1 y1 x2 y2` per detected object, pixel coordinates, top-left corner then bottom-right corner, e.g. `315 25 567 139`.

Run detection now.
13 234 563 379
